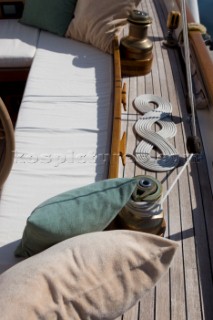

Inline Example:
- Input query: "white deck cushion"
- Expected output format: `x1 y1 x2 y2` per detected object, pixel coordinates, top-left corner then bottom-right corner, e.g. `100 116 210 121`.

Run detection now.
0 31 114 273
0 19 39 68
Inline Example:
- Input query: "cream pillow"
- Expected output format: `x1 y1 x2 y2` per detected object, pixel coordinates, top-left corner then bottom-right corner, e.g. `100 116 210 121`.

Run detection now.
66 0 141 53
0 230 178 319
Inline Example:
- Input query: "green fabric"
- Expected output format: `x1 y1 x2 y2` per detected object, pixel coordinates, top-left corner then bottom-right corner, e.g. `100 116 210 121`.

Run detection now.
15 178 138 257
20 0 78 36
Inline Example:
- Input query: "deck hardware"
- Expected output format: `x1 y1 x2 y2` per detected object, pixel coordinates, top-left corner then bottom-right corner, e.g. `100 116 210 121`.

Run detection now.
139 178 152 188
163 11 181 47
118 175 165 236
118 152 195 236
120 10 153 76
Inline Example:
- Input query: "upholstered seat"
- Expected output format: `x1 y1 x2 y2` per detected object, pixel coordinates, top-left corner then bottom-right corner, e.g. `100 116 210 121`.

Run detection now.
0 19 39 68
0 31 114 273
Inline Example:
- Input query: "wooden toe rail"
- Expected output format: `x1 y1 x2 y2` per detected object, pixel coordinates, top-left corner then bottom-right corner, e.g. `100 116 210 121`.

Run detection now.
109 37 126 178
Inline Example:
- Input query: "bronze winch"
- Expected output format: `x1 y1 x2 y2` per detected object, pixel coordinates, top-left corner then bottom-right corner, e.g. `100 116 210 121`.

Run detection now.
117 175 166 236
120 10 153 76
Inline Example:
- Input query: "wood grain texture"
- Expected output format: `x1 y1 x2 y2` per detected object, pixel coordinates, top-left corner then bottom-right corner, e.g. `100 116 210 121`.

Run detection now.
108 36 123 179
118 0 213 319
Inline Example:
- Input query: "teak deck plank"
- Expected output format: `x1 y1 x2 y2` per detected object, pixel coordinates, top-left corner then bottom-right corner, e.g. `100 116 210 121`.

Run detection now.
119 0 213 319
139 289 155 320
154 2 203 319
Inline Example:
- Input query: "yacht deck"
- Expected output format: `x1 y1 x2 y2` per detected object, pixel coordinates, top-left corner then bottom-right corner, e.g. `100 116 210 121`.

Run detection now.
118 0 213 319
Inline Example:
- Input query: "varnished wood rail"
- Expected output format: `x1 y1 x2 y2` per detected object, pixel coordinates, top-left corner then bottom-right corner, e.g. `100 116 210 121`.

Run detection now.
109 36 126 178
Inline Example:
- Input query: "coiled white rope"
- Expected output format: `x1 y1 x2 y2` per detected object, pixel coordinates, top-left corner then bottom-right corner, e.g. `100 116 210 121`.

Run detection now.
133 94 179 172
125 197 162 217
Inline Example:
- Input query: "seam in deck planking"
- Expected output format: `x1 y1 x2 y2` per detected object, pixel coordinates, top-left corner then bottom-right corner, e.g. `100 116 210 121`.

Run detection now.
118 0 213 319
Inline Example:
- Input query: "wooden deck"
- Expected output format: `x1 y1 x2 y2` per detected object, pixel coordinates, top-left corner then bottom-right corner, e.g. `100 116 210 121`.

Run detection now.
118 0 213 319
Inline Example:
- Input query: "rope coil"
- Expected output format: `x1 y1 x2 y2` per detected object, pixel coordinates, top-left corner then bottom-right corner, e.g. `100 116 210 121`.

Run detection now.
133 94 179 172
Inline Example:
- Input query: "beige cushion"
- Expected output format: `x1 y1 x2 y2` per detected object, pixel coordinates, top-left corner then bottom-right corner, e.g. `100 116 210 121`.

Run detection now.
66 0 141 53
0 230 178 319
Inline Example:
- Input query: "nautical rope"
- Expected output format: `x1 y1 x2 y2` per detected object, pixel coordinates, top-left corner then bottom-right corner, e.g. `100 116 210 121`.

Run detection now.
188 23 207 34
124 196 162 217
130 154 193 217
132 94 179 172
178 23 207 43
129 154 193 217
160 153 193 206
122 155 193 220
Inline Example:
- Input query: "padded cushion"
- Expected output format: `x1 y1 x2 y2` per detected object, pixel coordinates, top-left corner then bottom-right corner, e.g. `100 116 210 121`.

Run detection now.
0 230 178 319
0 31 114 274
20 0 77 36
66 0 141 53
0 19 39 68
15 178 138 257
